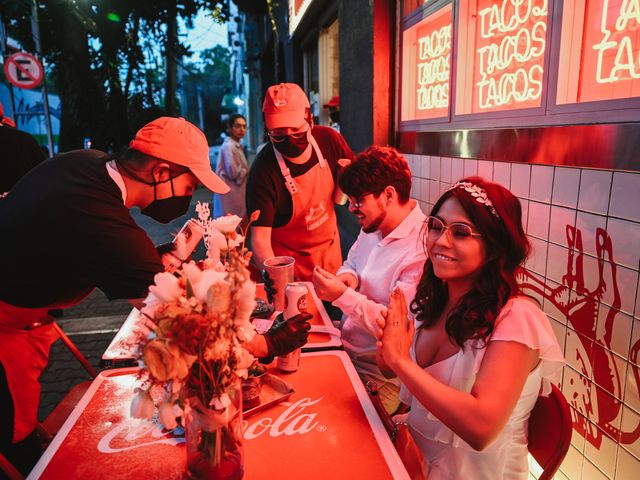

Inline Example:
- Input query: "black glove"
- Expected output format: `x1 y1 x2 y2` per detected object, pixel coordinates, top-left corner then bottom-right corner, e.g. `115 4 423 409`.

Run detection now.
156 242 176 256
261 312 312 362
261 269 277 304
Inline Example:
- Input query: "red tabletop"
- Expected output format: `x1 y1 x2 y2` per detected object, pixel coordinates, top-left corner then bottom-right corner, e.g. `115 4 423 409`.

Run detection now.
28 351 409 480
102 282 341 366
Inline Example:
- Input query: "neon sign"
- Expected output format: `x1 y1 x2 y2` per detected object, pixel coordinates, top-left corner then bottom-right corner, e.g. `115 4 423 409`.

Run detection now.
558 0 640 104
476 0 547 110
401 4 452 121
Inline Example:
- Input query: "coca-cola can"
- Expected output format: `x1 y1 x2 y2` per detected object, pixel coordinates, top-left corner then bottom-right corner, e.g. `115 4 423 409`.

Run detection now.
283 282 309 320
277 283 309 372
276 347 301 373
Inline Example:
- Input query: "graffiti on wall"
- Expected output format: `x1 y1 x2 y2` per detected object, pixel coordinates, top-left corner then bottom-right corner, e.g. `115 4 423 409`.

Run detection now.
520 225 640 448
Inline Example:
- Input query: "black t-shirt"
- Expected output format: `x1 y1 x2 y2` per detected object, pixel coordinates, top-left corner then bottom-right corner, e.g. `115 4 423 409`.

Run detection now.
0 125 46 194
0 150 163 308
246 125 354 228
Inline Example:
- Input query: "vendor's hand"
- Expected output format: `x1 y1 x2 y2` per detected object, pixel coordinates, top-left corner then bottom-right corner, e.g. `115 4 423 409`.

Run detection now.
378 288 413 371
261 269 276 304
312 266 348 302
156 242 176 256
263 312 313 357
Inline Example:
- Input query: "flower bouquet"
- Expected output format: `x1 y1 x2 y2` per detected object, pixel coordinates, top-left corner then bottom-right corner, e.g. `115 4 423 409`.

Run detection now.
131 203 260 479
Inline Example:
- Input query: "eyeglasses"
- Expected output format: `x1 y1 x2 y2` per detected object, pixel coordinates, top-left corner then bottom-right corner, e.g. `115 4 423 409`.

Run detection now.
426 216 482 240
268 124 309 143
348 193 374 209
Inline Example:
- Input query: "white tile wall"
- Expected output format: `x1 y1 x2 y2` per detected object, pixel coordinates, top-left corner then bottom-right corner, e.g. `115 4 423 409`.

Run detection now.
511 163 531 198
553 167 581 209
405 154 640 480
610 172 640 223
530 165 554 203
477 159 493 180
579 169 612 216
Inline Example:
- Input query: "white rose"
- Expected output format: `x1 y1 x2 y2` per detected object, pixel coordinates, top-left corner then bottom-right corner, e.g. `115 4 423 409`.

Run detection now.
130 388 155 419
234 280 256 327
146 272 182 304
193 270 228 304
212 215 242 234
208 228 227 255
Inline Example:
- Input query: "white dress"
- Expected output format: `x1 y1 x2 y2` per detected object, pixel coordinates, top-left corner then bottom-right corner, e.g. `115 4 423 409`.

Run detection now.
401 297 565 480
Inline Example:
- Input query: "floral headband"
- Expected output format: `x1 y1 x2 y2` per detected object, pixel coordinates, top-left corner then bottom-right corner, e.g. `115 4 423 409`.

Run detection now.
447 181 500 218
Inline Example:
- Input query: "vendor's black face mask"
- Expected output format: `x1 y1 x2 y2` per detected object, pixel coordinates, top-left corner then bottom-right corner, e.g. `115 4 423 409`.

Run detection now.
142 192 191 224
118 162 191 223
272 131 309 158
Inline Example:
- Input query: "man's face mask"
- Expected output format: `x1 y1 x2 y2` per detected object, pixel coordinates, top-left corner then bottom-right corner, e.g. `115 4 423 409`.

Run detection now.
270 126 309 158
118 162 192 223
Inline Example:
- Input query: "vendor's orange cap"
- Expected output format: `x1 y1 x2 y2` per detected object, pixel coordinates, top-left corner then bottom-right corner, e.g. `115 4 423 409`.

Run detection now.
323 96 340 108
262 83 309 130
130 117 229 194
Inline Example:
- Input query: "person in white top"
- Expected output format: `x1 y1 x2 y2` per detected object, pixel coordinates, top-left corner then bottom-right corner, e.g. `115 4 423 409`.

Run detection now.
215 114 249 217
376 176 565 479
312 146 426 413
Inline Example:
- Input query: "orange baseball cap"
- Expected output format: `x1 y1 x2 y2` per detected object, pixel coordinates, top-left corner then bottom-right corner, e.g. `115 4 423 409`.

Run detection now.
130 116 229 194
262 83 310 130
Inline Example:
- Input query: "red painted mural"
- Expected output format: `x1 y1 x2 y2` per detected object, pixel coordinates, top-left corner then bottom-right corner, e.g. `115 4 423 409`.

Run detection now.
520 225 640 448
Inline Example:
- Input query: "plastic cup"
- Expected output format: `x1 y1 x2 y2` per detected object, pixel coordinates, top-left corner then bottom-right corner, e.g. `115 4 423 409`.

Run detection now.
263 256 295 311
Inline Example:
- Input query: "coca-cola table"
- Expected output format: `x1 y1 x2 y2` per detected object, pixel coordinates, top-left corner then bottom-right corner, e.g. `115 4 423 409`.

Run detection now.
28 351 410 479
101 282 342 366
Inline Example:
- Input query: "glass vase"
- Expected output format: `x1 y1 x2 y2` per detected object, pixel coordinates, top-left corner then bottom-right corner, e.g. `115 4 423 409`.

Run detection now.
185 381 244 479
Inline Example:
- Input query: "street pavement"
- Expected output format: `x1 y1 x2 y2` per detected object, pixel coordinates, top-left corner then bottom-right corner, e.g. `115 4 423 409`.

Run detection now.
38 186 359 421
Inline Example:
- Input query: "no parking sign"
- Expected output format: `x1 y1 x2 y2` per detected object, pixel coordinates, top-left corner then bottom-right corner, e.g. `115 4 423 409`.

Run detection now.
3 52 44 89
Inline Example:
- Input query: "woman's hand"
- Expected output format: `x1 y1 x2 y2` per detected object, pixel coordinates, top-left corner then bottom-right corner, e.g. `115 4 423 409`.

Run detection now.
378 288 414 372
312 266 348 302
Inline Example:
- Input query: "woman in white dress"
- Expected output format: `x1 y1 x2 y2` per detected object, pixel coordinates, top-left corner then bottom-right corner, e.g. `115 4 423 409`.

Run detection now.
376 177 564 479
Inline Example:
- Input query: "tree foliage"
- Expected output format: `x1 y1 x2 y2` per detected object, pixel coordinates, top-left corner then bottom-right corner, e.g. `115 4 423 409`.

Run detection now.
0 0 231 151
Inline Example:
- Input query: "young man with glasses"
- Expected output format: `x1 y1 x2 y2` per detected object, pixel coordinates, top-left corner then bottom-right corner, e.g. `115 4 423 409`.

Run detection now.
312 146 427 413
246 83 354 281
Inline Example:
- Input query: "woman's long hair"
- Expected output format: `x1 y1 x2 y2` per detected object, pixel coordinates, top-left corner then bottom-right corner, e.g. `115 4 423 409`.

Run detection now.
410 176 530 348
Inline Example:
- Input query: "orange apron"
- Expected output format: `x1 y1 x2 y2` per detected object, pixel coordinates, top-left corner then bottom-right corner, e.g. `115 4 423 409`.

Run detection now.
0 292 90 443
270 134 342 281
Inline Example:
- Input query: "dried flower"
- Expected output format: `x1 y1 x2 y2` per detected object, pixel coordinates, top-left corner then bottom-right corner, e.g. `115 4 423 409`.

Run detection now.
133 205 258 431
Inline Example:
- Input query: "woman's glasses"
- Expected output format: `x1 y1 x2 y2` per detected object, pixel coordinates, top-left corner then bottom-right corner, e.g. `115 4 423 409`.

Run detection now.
426 216 482 240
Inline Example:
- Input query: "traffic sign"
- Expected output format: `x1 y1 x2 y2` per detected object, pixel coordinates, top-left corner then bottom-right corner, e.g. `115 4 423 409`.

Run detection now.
3 52 44 89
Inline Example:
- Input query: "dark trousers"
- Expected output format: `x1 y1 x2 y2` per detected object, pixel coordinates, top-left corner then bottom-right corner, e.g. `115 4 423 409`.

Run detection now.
0 362 42 478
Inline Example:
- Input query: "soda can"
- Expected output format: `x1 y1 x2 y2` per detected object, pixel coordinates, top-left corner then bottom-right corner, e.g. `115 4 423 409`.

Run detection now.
277 283 309 372
276 347 301 373
283 282 309 320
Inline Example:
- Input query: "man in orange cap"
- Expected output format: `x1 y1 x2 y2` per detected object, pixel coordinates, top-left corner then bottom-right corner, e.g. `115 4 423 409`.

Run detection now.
0 116 312 475
246 83 353 281
0 117 229 474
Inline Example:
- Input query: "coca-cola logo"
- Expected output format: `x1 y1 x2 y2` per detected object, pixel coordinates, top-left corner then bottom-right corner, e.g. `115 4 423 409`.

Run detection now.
97 397 324 454
297 294 308 313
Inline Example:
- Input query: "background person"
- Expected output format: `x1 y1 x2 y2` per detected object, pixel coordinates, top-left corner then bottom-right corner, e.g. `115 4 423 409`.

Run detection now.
214 114 250 218
246 83 353 281
313 146 426 413
376 177 564 479
0 101 47 196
